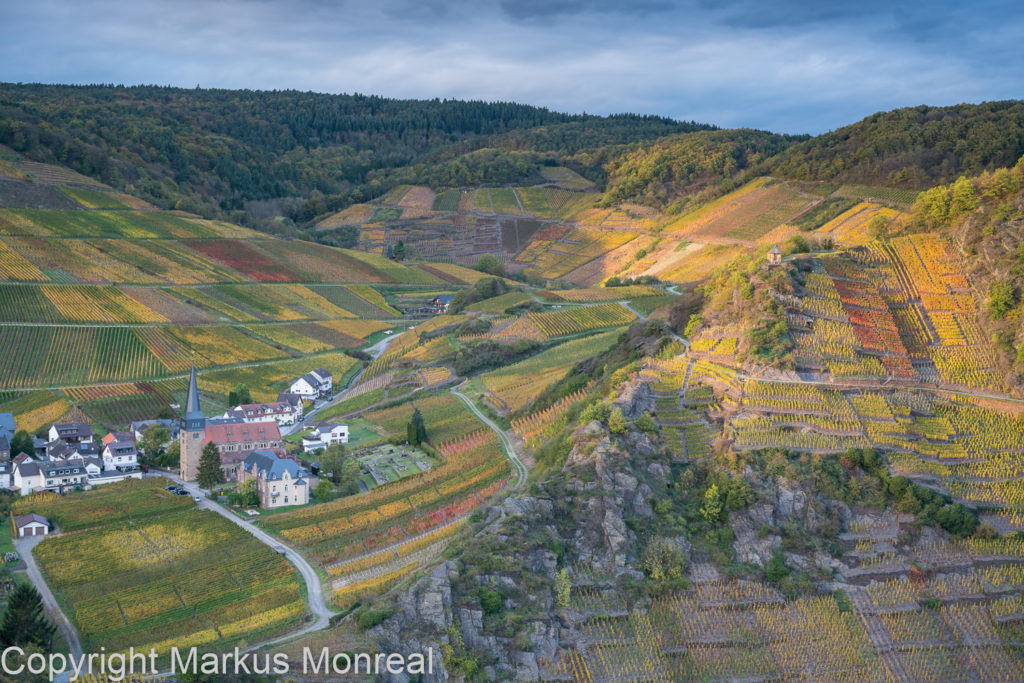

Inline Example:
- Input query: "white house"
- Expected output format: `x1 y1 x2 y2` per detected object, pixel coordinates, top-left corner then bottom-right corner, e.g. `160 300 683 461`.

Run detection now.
223 401 299 427
277 393 305 419
237 450 309 509
14 514 49 538
48 422 93 445
288 368 333 399
301 423 349 453
14 456 88 495
102 440 139 471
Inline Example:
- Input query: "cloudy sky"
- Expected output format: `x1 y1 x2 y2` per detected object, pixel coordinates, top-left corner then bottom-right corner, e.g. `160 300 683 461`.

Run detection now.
2 0 1021 134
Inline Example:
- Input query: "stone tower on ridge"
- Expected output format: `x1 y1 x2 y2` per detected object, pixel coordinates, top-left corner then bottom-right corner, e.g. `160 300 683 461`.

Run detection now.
179 362 206 482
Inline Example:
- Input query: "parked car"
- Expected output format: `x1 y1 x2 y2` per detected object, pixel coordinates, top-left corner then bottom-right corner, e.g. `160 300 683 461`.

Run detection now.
174 489 189 496
165 485 177 491
193 496 201 503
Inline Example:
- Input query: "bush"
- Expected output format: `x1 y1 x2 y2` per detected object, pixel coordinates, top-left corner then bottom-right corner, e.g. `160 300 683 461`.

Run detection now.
478 587 504 615
764 552 789 583
357 606 394 630
635 413 658 434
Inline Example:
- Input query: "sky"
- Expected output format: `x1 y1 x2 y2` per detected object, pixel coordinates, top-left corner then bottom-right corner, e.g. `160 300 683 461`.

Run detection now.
1 0 1021 135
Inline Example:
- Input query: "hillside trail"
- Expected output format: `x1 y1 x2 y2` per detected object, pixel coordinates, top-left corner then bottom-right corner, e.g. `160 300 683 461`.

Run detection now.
450 385 528 489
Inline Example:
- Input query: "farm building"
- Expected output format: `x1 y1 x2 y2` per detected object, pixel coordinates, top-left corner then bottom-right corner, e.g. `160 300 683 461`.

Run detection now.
430 294 455 313
237 450 309 509
14 514 49 538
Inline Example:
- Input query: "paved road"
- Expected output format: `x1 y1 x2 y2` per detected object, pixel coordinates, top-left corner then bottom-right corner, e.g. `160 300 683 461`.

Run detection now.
15 534 83 659
282 331 404 436
451 386 528 489
156 473 336 642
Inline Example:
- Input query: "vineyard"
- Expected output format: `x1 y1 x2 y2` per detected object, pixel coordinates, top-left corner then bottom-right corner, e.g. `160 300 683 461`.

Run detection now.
538 579 1024 682
482 329 622 412
261 430 508 568
515 227 639 280
528 303 636 337
666 178 816 243
361 392 482 445
19 479 305 658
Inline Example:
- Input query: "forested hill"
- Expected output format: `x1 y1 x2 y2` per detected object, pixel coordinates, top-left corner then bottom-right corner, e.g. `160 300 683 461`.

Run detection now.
593 101 1024 213
0 83 708 230
2 85 1022 235
764 101 1024 188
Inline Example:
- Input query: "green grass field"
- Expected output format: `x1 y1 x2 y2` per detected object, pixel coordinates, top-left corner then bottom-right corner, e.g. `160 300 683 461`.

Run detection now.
488 188 522 215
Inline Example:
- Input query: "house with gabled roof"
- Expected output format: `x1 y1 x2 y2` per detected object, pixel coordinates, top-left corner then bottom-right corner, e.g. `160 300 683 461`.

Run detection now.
237 450 309 508
48 422 93 445
288 368 332 399
15 514 49 538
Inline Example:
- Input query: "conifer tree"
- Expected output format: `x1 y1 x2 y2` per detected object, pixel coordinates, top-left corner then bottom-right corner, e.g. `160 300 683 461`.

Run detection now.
407 407 427 446
0 583 55 650
197 442 225 489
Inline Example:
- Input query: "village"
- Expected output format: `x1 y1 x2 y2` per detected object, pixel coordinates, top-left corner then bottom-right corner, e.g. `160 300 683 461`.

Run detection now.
3 361 434 544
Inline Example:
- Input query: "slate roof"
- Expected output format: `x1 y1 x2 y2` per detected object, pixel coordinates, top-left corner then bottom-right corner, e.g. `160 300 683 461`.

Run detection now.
240 449 308 483
0 412 14 438
52 423 92 440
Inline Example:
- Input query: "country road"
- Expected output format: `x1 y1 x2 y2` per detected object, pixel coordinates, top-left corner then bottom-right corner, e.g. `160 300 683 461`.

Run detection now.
282 329 403 435
451 386 528 489
156 473 337 642
15 534 83 659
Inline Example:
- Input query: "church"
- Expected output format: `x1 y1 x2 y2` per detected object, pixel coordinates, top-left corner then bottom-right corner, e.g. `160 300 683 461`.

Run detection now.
179 365 286 481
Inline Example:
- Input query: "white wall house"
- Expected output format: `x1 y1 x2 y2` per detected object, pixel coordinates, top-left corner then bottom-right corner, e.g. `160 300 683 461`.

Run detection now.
48 422 93 445
288 368 333 399
301 423 349 453
14 457 88 495
224 401 299 427
102 441 139 471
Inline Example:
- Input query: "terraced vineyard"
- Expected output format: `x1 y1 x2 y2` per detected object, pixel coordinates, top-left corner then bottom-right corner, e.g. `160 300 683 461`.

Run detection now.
482 329 622 412
262 428 509 571
515 226 639 280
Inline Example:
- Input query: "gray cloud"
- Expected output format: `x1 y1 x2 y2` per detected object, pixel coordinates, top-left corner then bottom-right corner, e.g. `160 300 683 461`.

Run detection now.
0 0 1020 134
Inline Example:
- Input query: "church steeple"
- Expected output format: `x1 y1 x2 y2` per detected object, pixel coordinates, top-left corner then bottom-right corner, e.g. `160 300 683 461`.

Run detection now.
179 361 206 482
182 361 205 430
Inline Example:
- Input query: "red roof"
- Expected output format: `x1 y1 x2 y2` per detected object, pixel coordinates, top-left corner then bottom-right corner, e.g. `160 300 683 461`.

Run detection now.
205 420 281 445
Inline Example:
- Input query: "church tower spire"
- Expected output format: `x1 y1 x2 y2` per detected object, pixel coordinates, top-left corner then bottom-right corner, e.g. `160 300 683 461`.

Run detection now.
179 360 206 481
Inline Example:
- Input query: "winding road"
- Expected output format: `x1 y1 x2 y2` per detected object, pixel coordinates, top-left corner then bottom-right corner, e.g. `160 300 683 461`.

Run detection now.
451 385 528 489
157 472 337 642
